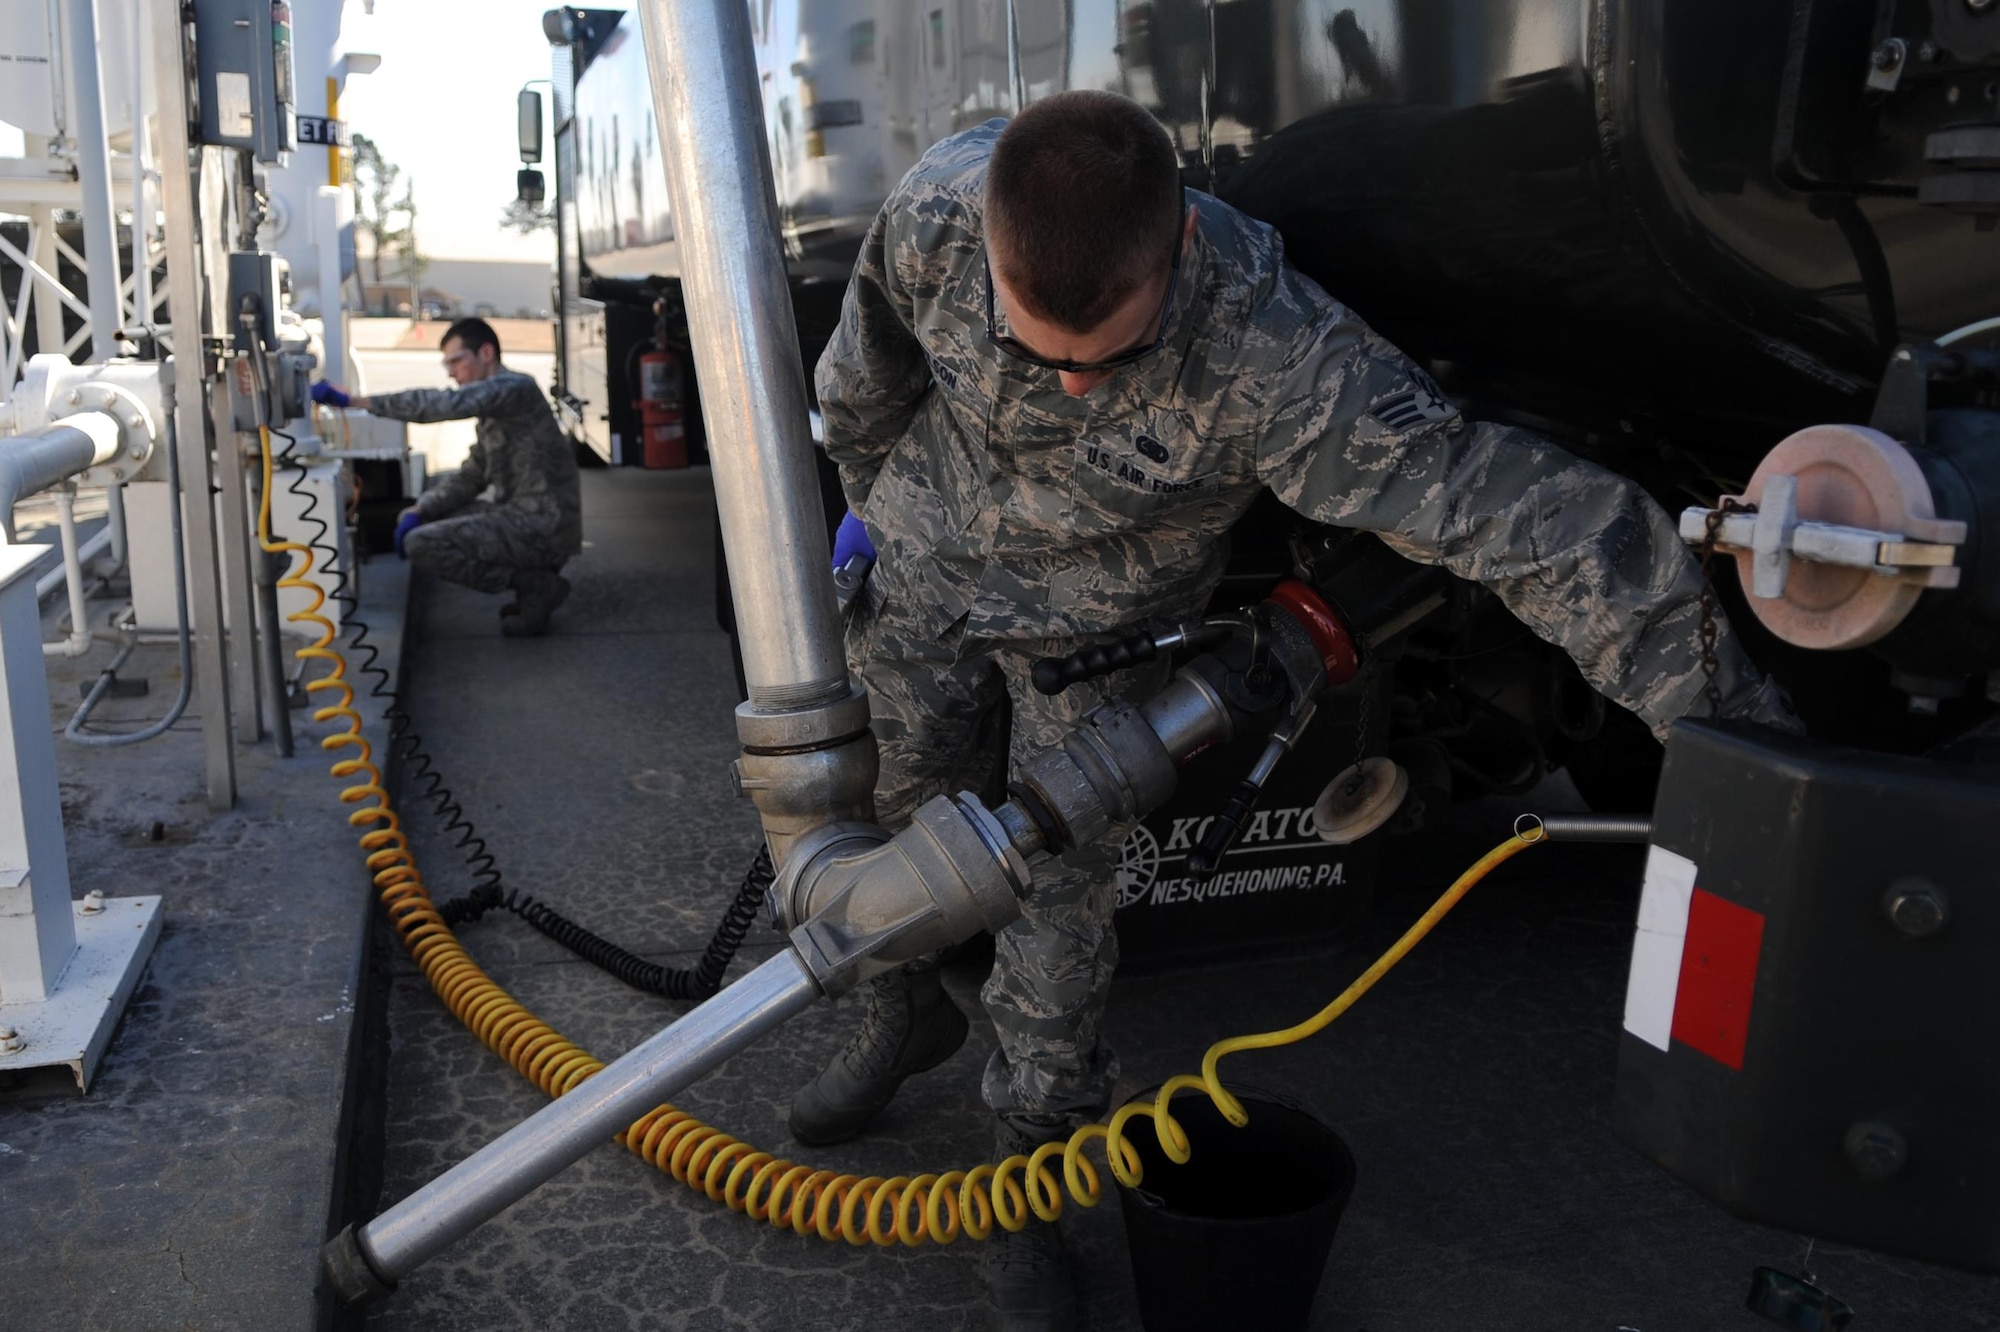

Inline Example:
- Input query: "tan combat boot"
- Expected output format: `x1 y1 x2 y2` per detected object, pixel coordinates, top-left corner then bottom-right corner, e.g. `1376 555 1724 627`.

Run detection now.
501 569 570 637
983 1112 1082 1332
787 959 968 1146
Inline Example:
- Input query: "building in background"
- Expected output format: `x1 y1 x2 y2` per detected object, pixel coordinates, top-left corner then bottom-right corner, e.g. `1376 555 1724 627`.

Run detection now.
356 255 552 319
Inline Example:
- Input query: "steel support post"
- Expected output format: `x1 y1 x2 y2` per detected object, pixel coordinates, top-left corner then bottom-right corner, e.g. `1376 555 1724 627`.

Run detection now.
62 0 126 363
0 544 75 998
315 186 352 387
215 413 263 744
149 0 236 810
248 466 292 757
23 215 64 360
0 543 162 1093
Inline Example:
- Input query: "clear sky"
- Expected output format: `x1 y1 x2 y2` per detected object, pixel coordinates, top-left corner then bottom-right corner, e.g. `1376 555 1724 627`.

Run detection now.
0 0 559 263
338 0 559 264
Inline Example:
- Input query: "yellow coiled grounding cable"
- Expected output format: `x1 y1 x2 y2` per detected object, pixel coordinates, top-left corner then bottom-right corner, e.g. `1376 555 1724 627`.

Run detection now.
259 424 1541 1247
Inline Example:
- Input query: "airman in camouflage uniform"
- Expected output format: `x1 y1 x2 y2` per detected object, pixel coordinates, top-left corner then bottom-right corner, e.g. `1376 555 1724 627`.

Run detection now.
810 112 1790 1126
365 343 582 634
804 98 1791 1322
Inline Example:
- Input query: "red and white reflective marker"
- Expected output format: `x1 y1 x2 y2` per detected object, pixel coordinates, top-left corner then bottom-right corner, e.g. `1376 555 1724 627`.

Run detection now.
1623 847 1767 1070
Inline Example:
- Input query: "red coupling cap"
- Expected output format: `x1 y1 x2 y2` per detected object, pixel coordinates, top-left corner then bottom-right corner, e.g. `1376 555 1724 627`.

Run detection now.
1265 580 1360 686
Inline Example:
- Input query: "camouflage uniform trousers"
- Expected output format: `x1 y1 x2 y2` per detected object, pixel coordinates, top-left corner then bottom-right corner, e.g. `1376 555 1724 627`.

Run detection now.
850 591 1170 1120
403 500 571 596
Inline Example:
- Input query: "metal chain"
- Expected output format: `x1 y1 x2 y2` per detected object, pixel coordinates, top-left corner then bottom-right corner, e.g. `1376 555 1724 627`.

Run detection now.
1352 663 1373 770
1698 497 1756 716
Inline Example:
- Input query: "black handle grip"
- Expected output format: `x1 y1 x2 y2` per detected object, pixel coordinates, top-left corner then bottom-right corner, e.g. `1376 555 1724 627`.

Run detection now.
1031 633 1161 695
833 554 874 616
1186 777 1264 880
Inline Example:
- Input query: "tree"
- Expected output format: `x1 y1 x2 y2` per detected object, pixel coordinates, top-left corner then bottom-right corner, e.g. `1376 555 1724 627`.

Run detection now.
396 223 430 304
499 198 555 234
350 133 418 294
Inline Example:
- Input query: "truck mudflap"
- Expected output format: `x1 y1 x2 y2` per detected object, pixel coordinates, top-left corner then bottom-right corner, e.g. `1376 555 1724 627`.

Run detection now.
1615 719 2000 1273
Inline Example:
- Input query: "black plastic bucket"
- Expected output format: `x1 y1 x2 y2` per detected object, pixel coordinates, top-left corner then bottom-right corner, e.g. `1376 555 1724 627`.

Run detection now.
1115 1086 1356 1332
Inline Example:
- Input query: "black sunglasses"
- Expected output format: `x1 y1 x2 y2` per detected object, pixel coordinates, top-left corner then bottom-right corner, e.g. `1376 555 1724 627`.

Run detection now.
984 226 1185 375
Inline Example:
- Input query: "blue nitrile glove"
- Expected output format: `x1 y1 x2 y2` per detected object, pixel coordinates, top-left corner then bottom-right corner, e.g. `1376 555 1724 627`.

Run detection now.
393 510 423 558
832 511 874 571
310 379 351 408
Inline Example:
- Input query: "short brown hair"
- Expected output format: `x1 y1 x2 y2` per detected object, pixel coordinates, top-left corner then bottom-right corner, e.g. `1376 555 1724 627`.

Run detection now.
442 316 501 357
986 92 1182 333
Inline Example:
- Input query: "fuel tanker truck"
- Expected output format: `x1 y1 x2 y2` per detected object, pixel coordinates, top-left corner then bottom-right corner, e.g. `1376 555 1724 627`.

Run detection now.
531 0 1999 787
325 0 2000 1316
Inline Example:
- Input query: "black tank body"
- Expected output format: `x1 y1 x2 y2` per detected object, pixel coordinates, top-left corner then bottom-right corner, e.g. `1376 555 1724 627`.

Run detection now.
1193 0 2000 462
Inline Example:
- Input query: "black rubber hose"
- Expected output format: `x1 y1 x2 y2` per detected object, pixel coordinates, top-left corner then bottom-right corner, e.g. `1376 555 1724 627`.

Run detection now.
274 428 767 1001
502 847 775 1001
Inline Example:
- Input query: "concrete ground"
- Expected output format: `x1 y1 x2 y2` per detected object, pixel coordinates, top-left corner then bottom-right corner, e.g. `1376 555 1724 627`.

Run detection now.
0 496 408 1332
358 468 2000 1332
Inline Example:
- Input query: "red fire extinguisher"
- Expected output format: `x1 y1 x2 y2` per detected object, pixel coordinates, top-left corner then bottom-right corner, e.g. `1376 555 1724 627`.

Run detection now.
634 347 688 469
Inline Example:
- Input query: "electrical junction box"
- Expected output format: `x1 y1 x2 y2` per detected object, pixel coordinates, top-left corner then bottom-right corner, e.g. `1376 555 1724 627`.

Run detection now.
228 251 286 353
1613 720 2000 1273
193 0 295 162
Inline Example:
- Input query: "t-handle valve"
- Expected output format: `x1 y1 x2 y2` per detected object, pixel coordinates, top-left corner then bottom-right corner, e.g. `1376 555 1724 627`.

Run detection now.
1031 624 1229 696
1186 696 1319 879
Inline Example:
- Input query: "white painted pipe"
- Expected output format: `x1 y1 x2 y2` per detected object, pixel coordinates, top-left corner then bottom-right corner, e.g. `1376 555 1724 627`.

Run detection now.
316 186 352 385
44 487 93 657
129 0 154 335
103 481 126 572
35 524 111 601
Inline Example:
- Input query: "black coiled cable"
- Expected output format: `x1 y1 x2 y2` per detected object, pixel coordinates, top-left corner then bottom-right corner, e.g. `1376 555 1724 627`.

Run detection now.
278 425 770 1001
441 848 776 1001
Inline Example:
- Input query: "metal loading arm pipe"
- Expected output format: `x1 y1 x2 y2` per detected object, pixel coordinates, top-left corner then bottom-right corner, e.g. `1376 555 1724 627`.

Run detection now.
636 0 846 711
0 413 122 542
325 952 822 1301
44 486 94 657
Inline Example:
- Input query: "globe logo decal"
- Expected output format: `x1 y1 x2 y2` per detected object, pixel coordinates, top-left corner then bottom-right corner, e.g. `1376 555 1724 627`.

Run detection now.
1116 824 1162 908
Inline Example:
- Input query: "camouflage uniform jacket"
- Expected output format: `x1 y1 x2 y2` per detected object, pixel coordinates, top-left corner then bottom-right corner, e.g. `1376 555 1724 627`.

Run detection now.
815 122 1786 739
369 368 584 558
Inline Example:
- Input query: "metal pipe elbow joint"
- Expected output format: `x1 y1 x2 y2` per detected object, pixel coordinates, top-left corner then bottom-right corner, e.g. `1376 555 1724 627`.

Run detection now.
732 684 880 869
0 411 124 541
778 794 1032 996
771 669 1235 997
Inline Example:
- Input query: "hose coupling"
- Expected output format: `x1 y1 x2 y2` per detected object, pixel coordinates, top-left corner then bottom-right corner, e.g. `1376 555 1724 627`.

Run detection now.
782 793 1031 996
733 684 879 868
1007 671 1233 856
322 1224 396 1306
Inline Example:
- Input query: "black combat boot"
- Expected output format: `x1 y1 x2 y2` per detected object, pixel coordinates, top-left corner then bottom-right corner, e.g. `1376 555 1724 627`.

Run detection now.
501 569 570 637
787 961 968 1146
982 1113 1082 1332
